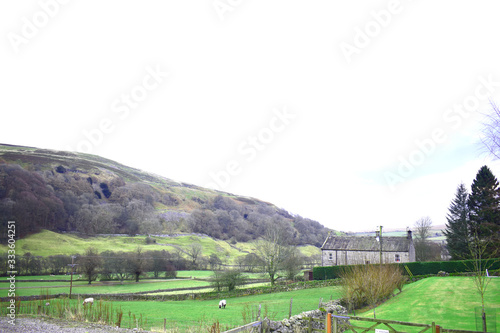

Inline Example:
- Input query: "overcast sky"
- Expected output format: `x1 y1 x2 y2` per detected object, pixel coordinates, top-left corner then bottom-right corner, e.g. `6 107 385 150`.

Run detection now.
2 1 500 232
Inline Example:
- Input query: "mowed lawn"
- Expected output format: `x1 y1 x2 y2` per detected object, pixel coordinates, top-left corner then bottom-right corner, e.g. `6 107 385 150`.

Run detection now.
355 277 500 332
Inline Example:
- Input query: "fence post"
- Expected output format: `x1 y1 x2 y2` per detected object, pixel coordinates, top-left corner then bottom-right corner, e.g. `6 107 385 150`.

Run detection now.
289 298 293 319
432 322 436 333
163 318 166 332
308 316 312 333
326 312 332 333
333 314 337 333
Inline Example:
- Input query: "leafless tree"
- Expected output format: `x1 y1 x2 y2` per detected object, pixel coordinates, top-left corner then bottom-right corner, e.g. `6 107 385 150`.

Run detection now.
467 230 494 333
414 217 433 261
254 218 294 285
186 241 203 268
480 101 500 160
78 247 102 284
127 246 148 282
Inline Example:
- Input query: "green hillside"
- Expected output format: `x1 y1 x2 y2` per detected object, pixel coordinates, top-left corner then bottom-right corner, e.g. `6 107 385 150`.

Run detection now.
0 229 321 264
0 144 331 247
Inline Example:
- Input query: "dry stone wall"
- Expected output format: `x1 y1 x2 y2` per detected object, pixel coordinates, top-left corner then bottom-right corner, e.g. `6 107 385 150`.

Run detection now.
263 300 349 333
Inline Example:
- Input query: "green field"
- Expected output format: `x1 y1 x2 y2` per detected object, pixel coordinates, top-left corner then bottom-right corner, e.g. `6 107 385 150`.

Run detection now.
0 271 268 297
4 286 339 331
354 277 500 331
0 230 320 263
2 276 500 331
0 279 213 297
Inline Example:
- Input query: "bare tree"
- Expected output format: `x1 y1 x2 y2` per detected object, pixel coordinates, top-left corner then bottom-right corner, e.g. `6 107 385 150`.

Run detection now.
467 230 495 333
480 101 500 160
186 241 203 269
78 247 102 284
127 246 148 282
414 217 433 261
254 219 294 285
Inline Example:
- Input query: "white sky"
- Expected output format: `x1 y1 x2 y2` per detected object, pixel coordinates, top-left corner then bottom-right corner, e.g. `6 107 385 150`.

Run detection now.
2 1 500 232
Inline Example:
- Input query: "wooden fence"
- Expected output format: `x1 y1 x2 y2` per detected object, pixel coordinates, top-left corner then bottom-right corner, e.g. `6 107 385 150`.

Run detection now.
329 314 488 333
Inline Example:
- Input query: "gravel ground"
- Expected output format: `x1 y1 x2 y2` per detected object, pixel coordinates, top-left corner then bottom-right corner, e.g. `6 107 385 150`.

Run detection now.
0 317 143 333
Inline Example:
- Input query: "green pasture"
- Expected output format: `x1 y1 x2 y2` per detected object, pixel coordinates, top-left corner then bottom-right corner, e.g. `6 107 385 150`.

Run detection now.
354 277 500 331
0 278 211 298
1 286 339 330
90 285 339 330
3 276 500 331
0 230 320 263
0 270 267 297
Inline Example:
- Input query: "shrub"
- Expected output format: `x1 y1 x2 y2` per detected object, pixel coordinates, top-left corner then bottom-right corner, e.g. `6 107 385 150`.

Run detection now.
339 264 406 318
145 236 156 245
165 264 177 278
210 270 246 292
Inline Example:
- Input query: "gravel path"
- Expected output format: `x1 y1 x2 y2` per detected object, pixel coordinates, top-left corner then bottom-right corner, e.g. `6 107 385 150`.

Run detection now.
0 317 142 333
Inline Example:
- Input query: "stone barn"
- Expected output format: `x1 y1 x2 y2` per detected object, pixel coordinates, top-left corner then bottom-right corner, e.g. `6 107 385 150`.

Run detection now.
321 230 415 266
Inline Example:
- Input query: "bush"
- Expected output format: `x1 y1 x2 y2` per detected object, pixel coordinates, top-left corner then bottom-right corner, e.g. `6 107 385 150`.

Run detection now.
145 236 156 244
210 270 246 292
165 264 177 278
339 264 406 316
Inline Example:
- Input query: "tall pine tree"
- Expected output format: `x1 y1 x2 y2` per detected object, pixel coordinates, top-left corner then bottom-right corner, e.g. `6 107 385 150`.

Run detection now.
467 165 500 257
444 183 470 259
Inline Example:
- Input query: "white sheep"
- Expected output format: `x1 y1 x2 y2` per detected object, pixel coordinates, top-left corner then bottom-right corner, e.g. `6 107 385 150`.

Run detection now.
219 300 226 309
83 297 94 306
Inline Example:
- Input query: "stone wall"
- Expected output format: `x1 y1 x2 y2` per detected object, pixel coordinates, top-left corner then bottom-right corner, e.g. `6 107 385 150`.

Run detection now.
262 300 349 333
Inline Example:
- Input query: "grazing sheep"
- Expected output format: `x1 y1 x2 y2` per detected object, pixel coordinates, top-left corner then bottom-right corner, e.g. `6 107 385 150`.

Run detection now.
219 300 226 309
83 298 94 306
45 302 50 306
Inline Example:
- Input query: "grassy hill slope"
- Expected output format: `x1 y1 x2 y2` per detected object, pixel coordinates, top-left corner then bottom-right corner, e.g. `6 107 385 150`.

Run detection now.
0 229 321 264
0 143 331 247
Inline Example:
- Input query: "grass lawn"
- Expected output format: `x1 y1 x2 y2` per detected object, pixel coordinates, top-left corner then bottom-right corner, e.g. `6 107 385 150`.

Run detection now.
354 277 500 332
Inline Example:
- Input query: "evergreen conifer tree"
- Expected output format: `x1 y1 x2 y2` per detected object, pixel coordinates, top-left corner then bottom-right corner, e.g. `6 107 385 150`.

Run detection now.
444 183 470 259
467 165 500 257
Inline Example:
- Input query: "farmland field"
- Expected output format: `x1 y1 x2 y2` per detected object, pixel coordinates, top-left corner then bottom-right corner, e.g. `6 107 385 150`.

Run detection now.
2 286 340 331
0 271 268 297
2 274 499 331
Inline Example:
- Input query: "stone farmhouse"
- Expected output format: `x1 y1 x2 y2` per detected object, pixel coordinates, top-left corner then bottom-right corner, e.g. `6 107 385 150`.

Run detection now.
320 230 416 266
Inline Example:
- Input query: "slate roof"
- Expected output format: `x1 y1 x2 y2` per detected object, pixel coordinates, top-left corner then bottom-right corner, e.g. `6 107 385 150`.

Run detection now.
321 235 413 252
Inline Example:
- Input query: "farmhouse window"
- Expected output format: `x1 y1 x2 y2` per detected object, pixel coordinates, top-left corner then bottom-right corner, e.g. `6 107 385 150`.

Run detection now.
329 252 333 260
395 254 400 262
